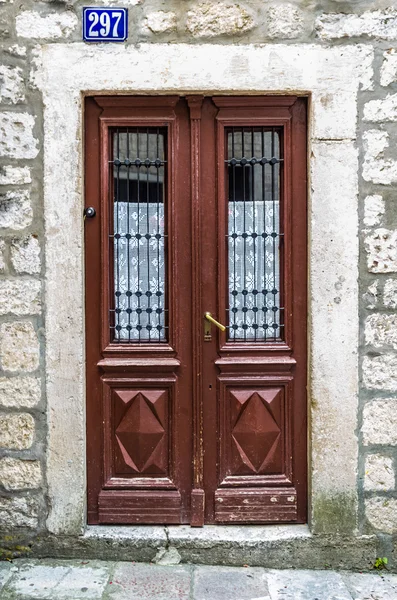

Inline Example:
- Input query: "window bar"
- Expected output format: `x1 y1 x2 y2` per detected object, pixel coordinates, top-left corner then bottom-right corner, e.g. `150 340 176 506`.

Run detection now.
137 129 141 342
252 127 257 341
272 127 277 341
242 128 247 341
262 127 267 342
156 128 161 342
115 128 121 342
126 128 131 342
146 128 151 341
232 127 237 341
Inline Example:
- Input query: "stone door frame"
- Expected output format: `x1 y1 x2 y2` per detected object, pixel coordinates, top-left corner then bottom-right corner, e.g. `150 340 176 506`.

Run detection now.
35 42 372 535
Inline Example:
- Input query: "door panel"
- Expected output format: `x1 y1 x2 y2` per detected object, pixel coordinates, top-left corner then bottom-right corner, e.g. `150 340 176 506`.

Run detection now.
85 95 307 525
201 97 307 524
85 96 193 524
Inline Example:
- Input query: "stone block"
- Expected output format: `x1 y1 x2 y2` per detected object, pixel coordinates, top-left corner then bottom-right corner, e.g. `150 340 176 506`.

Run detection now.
316 9 397 41
384 279 397 308
363 280 379 309
313 90 357 140
0 190 32 231
0 66 25 104
365 497 397 534
0 279 41 315
266 4 304 39
186 3 254 38
364 454 395 491
143 11 177 34
363 130 397 185
10 236 41 274
16 11 78 39
0 563 11 593
0 321 40 372
0 239 5 273
363 355 397 391
0 376 41 408
5 45 26 58
5 562 111 599
364 93 397 122
0 495 38 528
0 113 38 159
0 413 35 450
0 166 31 185
364 194 384 227
365 229 397 273
365 313 397 349
381 49 397 87
0 457 41 490
363 398 397 444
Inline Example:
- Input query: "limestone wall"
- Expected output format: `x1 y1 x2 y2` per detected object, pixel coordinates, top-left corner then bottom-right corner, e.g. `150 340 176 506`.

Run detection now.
0 0 397 556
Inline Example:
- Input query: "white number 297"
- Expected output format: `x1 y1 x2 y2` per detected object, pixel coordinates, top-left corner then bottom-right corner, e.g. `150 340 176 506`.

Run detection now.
87 11 123 38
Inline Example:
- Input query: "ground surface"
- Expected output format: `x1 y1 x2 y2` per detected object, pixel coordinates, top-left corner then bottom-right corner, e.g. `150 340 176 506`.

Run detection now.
0 560 397 599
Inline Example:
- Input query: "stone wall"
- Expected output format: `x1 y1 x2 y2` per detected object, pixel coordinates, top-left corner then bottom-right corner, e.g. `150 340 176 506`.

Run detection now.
1 0 397 559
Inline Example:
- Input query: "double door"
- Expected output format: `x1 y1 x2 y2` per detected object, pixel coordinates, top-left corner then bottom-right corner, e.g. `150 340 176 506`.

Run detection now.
85 95 307 525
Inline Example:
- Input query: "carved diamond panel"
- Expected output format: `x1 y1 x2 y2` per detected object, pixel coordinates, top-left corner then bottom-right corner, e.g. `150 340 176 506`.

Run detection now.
231 388 282 475
114 389 168 475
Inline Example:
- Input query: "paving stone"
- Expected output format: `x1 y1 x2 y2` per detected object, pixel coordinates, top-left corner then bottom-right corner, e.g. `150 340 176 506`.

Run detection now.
194 565 269 600
343 571 397 599
2 560 110 599
266 569 352 599
107 562 192 599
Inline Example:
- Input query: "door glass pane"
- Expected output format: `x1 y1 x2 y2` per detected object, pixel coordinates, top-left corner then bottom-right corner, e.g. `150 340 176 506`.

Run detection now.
111 128 167 342
227 127 282 341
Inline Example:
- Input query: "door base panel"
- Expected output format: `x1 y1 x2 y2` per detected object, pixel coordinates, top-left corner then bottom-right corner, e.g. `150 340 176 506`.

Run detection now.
190 488 205 527
214 488 297 523
98 490 182 524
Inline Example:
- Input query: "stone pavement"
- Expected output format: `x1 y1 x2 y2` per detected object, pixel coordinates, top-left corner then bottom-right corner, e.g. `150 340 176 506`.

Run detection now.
0 559 397 600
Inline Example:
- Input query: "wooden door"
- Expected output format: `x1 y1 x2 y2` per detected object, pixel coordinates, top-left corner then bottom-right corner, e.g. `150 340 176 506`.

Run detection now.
85 96 307 525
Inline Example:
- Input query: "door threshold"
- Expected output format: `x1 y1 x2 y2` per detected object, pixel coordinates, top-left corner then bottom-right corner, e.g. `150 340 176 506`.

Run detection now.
85 523 311 543
34 524 377 570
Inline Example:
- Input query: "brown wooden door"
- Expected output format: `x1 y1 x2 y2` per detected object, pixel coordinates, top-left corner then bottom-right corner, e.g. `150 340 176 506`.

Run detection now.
85 96 307 526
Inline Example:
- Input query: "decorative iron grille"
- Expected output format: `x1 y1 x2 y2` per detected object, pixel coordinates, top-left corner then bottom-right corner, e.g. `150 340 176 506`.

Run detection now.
111 128 168 342
226 127 283 341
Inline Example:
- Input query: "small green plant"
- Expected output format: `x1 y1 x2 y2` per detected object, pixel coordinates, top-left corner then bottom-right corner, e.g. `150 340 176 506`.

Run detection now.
373 557 388 570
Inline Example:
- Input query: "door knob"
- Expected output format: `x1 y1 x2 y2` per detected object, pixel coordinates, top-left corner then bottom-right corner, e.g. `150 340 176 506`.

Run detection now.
204 312 226 332
84 207 96 220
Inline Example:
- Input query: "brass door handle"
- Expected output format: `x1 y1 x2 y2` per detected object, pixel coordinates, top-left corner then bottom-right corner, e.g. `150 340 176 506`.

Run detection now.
204 312 226 332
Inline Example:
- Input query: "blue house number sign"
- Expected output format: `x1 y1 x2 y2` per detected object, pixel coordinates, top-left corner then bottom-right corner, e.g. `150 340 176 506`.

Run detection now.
83 7 128 42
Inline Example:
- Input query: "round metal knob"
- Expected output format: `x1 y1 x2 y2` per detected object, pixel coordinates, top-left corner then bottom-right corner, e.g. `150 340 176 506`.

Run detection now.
84 207 96 219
